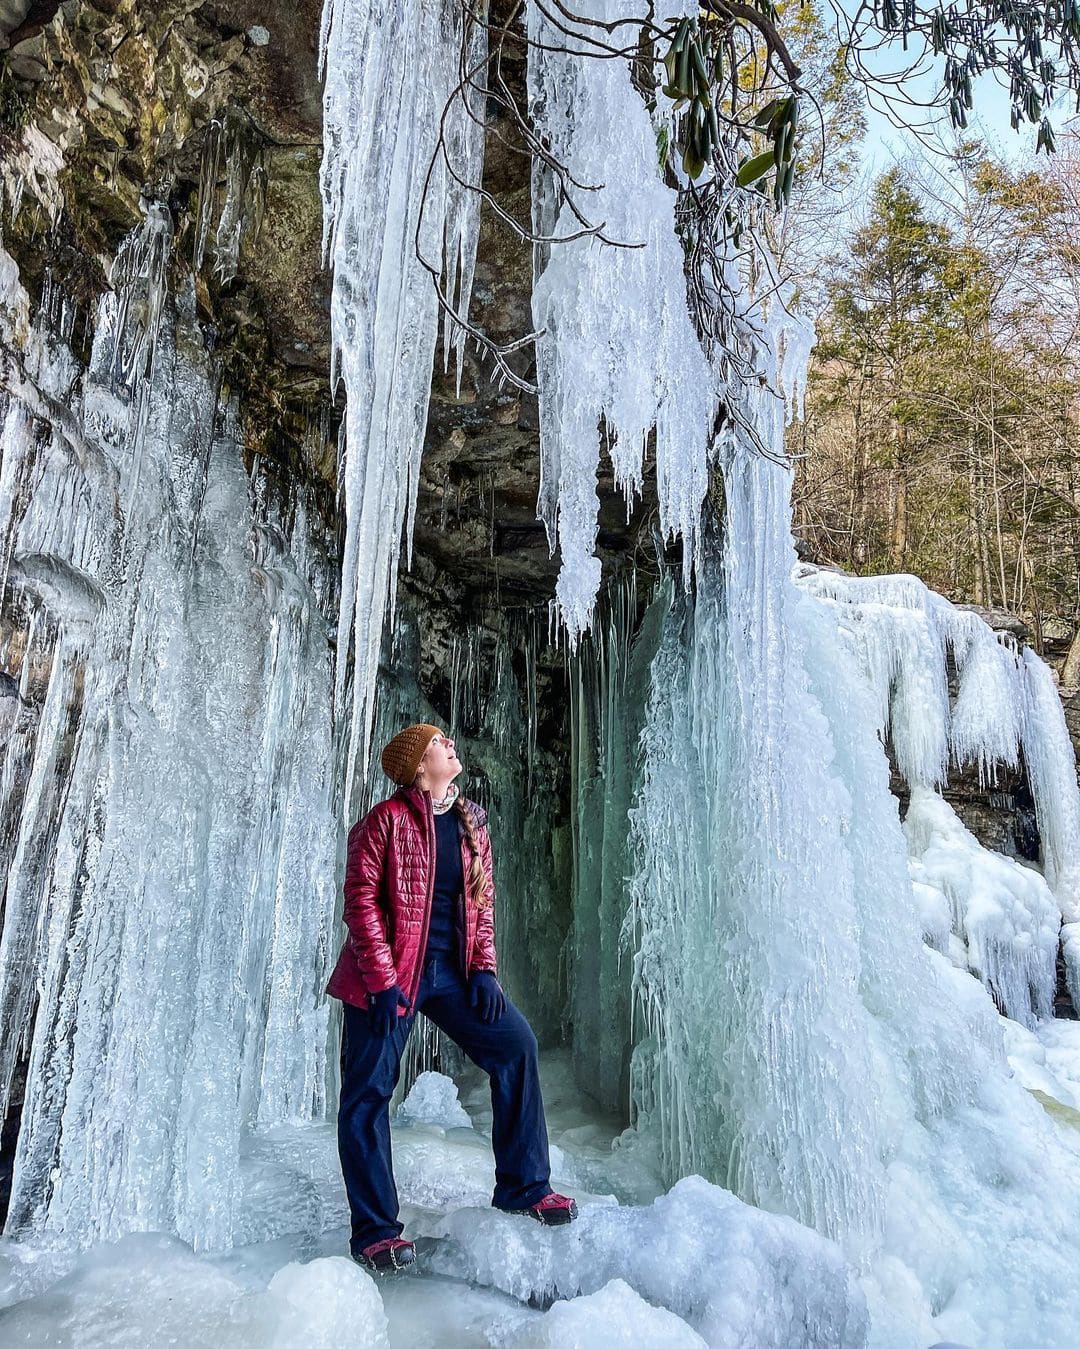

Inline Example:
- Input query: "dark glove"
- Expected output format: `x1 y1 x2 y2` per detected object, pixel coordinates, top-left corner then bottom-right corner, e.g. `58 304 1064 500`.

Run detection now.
368 984 411 1036
469 971 506 1024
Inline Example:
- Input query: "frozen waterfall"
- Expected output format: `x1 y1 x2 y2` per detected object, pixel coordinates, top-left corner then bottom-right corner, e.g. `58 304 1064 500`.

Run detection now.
617 268 1080 1343
799 565 1080 1022
0 232 339 1248
2 0 1080 1344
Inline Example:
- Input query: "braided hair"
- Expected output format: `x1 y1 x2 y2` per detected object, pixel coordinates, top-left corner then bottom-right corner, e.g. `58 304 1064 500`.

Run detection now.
454 796 493 910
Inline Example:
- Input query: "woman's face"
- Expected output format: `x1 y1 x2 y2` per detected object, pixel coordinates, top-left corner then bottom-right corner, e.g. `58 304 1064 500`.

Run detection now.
417 730 462 784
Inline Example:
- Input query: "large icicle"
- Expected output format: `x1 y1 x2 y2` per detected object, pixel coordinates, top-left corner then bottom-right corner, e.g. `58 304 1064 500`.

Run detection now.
317 0 488 809
527 0 717 642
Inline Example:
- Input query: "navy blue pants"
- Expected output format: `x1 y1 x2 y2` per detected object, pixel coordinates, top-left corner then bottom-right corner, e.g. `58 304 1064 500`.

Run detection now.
338 954 552 1250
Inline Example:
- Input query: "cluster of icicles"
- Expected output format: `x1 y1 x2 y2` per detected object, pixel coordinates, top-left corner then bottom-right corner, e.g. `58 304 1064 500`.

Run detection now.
798 568 1080 1022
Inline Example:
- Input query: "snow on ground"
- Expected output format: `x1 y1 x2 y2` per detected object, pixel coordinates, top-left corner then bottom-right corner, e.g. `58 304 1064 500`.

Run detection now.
498 1278 708 1347
5 1026 1080 1347
0 1237 392 1347
0 1053 867 1347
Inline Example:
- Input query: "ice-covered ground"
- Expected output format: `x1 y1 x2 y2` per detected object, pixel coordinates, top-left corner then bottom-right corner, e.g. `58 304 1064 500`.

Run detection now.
4 1022 1080 1348
0 1051 872 1347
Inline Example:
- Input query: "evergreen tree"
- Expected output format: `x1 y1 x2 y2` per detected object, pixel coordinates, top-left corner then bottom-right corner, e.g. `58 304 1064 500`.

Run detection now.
819 170 953 570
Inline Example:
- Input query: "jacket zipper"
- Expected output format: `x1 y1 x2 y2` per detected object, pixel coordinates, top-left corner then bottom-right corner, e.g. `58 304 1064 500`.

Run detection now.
409 789 436 1009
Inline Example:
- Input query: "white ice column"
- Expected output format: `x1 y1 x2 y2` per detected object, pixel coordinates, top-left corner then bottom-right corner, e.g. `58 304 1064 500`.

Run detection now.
627 277 889 1251
1020 647 1080 1005
0 237 338 1251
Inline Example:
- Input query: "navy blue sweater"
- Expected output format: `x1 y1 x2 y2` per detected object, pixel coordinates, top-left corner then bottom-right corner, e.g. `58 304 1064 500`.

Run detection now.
425 807 464 964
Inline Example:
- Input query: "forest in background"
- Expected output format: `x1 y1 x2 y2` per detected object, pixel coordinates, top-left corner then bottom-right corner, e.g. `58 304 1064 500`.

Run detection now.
790 134 1080 677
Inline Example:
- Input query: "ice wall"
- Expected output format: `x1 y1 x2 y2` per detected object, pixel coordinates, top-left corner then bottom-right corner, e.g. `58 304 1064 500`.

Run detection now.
567 570 668 1113
619 252 1080 1342
1020 646 1080 1006
318 0 487 807
627 291 887 1252
0 226 339 1249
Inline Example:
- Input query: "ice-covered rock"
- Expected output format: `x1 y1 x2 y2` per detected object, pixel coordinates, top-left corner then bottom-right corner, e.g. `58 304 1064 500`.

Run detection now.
797 564 1080 1005
424 1174 868 1348
265 1256 389 1346
999 1017 1080 1108
499 1277 706 1347
396 1070 473 1131
0 243 340 1251
905 787 1059 1026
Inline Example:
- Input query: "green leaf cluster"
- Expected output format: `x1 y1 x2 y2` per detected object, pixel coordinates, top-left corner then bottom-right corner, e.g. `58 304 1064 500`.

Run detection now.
661 17 723 179
736 95 799 208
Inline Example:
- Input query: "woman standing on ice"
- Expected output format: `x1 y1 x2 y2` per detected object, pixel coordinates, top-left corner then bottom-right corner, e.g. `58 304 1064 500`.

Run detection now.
326 722 578 1271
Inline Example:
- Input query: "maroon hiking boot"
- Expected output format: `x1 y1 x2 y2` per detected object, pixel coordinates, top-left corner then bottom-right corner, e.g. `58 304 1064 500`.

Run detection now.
351 1236 417 1271
521 1191 578 1226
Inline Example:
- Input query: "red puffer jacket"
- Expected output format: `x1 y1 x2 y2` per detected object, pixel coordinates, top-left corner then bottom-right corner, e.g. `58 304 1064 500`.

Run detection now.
325 784 498 1011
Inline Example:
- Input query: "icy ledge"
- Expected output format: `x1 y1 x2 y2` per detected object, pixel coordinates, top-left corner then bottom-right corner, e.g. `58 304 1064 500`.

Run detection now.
424 1175 867 1346
0 1180 867 1348
0 1068 868 1348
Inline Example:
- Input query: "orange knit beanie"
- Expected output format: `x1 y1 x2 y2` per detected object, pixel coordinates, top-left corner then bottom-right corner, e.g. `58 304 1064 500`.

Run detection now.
380 723 443 786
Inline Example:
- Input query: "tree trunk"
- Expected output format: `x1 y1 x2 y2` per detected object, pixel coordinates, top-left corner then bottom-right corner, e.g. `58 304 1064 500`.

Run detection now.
889 416 908 570
969 454 986 605
1062 627 1080 691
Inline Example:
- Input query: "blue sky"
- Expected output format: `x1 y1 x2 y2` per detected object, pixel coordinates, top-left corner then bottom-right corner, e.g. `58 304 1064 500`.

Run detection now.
861 68 1053 172
841 7 1076 173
